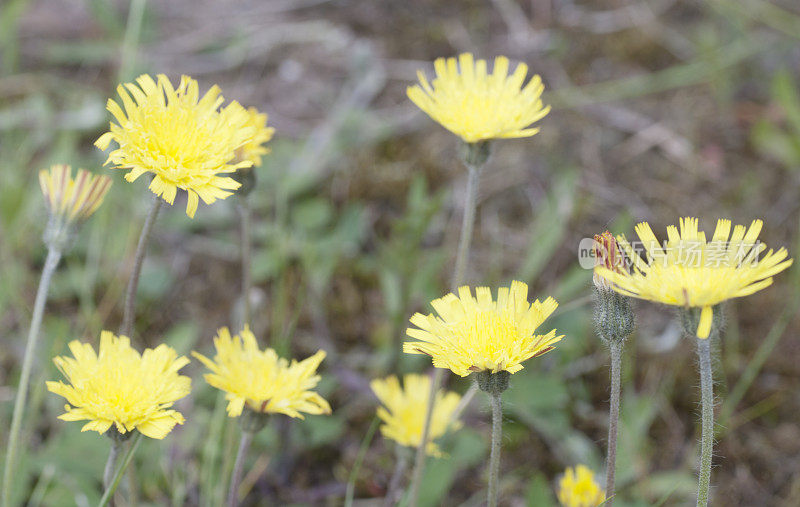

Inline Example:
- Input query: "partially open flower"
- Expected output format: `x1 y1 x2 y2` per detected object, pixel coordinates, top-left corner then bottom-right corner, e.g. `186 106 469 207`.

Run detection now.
193 326 331 419
39 164 112 224
370 374 461 457
233 105 274 168
557 465 605 507
46 331 191 439
592 230 627 291
404 281 562 377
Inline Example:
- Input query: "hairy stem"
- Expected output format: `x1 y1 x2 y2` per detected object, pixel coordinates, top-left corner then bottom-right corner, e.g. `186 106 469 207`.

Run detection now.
487 391 503 507
696 337 714 507
605 340 622 506
408 163 481 507
227 430 254 507
2 247 62 507
98 432 142 507
120 194 161 339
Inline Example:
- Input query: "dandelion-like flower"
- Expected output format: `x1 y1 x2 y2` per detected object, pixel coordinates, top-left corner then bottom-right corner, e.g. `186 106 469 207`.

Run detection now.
557 465 605 507
370 374 461 456
233 104 275 167
46 331 191 439
595 217 793 338
39 164 112 223
192 326 331 419
404 281 562 377
95 74 255 218
407 53 550 143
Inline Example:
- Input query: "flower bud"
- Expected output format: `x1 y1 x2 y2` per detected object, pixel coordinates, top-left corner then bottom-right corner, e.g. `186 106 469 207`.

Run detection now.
592 231 635 344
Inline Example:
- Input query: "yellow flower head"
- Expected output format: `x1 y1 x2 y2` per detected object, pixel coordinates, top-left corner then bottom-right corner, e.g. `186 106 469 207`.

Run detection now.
370 374 461 457
595 217 793 338
39 164 111 223
95 74 255 218
233 104 275 167
46 331 191 439
407 53 550 143
192 326 331 419
404 281 562 377
557 465 605 507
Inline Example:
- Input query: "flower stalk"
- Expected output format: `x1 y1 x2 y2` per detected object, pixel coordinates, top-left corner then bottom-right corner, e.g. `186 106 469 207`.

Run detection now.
681 305 722 507
120 193 161 338
2 247 62 507
477 370 509 507
605 339 622 506
696 336 713 507
98 432 143 507
227 429 255 507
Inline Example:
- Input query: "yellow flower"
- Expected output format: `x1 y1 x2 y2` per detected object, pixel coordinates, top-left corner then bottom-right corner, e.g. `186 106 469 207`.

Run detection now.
95 74 254 218
404 281 562 377
407 53 550 143
557 465 605 507
233 104 275 167
46 331 191 439
39 164 112 223
595 218 793 338
192 326 331 419
370 374 461 456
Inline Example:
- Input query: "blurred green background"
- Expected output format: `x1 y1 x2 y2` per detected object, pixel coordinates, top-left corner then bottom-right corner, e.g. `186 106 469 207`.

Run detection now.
2 0 800 505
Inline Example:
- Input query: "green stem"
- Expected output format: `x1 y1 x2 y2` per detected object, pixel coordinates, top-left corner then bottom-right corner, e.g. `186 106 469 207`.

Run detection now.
487 391 502 507
696 337 714 507
98 432 142 507
238 200 253 327
408 161 482 507
605 340 622 506
227 430 254 507
103 438 123 492
2 247 62 507
120 194 161 339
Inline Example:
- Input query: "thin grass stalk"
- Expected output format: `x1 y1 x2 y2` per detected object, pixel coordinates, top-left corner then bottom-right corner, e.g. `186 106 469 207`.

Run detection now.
604 340 622 506
238 200 253 327
2 247 62 507
408 162 481 507
120 194 161 338
98 432 143 507
227 430 254 507
383 446 410 507
345 416 380 507
696 337 714 507
117 0 147 81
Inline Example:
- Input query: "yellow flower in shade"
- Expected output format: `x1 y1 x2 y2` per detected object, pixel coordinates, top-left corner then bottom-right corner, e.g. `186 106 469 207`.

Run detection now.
233 104 275 167
557 465 605 507
39 164 112 223
595 218 793 339
407 53 550 143
192 326 331 419
46 331 191 439
370 374 461 457
95 74 255 218
404 281 562 377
